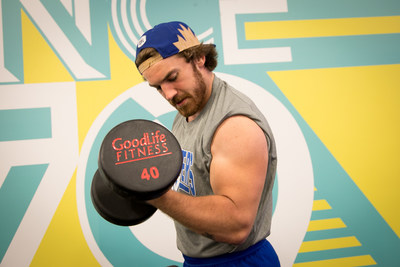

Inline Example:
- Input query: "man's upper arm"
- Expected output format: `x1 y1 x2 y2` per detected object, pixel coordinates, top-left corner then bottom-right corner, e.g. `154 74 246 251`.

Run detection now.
210 115 269 225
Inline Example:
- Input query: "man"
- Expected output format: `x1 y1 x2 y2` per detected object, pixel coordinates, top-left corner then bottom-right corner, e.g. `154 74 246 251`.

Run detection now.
135 21 280 266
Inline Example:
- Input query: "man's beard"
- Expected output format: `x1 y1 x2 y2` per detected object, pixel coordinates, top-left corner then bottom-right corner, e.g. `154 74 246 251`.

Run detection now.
170 63 207 118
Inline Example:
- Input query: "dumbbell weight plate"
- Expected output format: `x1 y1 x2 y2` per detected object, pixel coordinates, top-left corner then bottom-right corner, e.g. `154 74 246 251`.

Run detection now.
98 120 183 201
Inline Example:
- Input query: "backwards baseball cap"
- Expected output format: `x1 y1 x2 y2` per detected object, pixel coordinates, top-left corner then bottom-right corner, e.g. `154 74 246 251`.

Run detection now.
136 21 200 74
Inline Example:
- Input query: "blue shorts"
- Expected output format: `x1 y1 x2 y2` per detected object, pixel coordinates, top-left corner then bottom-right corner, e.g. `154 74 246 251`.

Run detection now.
182 239 280 267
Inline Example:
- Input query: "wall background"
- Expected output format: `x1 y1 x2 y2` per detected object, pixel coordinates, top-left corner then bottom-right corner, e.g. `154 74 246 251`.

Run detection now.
0 0 399 266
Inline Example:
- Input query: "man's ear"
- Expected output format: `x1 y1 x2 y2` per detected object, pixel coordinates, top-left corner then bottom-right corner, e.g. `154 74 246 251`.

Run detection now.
194 55 206 68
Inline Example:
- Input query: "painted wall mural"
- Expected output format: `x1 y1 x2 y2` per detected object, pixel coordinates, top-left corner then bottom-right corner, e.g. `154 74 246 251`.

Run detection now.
0 0 399 266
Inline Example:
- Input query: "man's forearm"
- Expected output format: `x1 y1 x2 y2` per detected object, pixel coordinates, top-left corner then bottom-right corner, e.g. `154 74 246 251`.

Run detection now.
147 190 252 245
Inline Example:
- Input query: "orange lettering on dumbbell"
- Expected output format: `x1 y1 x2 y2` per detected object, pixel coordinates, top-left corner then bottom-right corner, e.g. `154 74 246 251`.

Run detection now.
141 167 159 180
150 166 159 179
112 138 123 150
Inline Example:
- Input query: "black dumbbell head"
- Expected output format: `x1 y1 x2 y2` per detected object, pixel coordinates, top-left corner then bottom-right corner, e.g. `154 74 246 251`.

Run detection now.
91 169 157 226
91 119 183 226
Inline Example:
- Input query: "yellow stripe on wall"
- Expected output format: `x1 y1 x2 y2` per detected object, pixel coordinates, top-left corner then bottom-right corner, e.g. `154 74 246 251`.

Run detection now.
307 218 346 231
245 16 400 39
312 199 331 211
293 255 376 267
299 236 361 253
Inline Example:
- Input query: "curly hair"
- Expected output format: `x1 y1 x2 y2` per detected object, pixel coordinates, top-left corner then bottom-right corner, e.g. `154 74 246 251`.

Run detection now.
135 43 218 72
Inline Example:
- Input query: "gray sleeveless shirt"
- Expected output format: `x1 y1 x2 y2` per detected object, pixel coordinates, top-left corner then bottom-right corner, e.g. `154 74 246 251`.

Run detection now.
171 75 277 258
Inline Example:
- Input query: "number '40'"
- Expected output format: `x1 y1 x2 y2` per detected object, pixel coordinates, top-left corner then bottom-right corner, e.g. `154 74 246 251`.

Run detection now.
141 167 159 180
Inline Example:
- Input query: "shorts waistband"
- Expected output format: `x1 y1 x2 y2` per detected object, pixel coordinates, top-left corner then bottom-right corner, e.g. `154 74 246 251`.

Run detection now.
183 239 268 265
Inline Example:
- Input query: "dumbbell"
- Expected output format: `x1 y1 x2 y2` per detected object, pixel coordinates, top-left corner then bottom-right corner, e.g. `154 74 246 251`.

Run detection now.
90 119 183 226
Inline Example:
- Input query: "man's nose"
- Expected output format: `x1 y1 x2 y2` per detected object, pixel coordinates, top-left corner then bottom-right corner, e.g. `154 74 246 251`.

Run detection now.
161 83 177 101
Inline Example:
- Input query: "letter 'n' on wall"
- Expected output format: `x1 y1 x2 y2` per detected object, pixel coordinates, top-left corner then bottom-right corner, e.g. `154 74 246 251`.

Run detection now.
0 0 110 83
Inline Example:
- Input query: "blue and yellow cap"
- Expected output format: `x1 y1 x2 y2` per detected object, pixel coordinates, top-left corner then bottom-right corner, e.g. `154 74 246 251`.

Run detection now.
136 21 200 74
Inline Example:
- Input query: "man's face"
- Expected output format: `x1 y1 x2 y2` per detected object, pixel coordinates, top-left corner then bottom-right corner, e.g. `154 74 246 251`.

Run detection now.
142 55 208 120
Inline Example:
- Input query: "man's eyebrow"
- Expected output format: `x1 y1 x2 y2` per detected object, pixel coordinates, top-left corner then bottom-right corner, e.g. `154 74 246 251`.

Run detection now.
147 69 177 88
